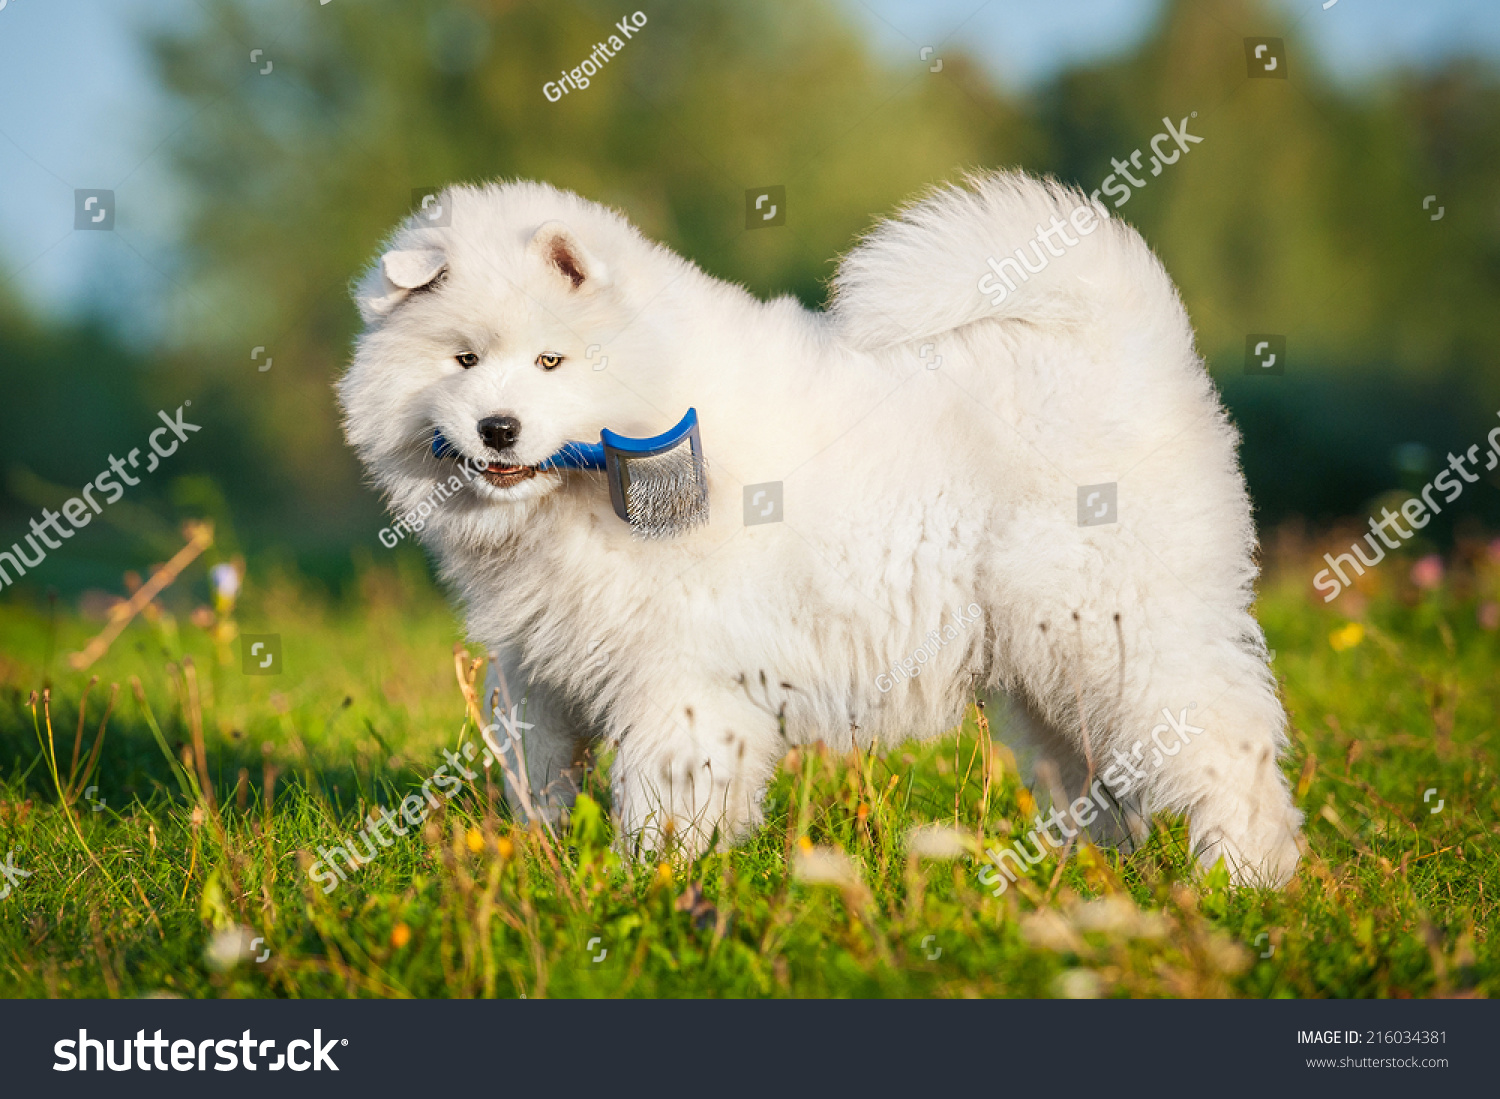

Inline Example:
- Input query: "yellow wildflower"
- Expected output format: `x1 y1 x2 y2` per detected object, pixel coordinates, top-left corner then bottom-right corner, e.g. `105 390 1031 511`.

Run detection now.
1329 622 1365 651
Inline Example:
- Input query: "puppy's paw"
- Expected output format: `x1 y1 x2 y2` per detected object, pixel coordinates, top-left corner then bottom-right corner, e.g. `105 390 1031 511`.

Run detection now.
1191 811 1303 888
611 767 763 863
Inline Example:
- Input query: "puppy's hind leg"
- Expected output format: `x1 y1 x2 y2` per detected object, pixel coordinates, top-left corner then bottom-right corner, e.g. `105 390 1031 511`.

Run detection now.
1084 615 1303 889
482 648 589 829
1157 654 1304 888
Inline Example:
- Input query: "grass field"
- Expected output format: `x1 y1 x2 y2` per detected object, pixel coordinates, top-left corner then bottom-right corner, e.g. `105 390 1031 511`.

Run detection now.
1 536 1497 998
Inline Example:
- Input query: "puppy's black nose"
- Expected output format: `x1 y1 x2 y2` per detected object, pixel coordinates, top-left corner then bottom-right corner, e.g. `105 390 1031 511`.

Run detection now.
477 415 521 451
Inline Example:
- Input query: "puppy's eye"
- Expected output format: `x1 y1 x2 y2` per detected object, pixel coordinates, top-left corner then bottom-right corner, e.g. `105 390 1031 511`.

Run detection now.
536 352 563 371
456 352 479 369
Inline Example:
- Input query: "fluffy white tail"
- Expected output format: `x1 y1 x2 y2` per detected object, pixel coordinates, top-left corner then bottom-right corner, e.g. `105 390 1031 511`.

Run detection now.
829 171 1182 352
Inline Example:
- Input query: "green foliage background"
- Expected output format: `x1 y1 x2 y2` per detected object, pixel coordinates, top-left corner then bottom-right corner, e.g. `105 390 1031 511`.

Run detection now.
2 0 1498 588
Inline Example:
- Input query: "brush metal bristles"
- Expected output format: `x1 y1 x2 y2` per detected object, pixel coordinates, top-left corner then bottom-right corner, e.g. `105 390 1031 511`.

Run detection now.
620 442 709 538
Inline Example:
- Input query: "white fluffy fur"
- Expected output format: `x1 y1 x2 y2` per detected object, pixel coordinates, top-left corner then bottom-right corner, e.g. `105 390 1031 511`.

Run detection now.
338 172 1303 887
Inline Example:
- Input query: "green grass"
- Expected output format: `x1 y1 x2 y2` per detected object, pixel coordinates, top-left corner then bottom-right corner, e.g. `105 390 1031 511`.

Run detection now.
0 543 1496 998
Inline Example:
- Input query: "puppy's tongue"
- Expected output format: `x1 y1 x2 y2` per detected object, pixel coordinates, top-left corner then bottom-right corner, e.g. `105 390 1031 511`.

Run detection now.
488 463 526 474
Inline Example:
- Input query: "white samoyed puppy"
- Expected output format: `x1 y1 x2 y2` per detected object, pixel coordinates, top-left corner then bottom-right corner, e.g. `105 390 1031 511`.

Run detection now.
338 172 1303 887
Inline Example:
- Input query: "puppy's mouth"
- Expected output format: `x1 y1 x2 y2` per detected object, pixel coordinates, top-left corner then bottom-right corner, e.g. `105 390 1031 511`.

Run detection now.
480 463 540 488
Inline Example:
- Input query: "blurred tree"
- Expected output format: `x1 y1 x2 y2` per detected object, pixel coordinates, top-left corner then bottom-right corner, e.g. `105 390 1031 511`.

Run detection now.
145 0 1032 529
4 0 1498 588
1033 0 1500 386
1027 0 1500 523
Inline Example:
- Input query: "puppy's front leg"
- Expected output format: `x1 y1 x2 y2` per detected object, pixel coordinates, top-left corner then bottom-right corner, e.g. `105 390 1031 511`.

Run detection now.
482 649 588 829
611 690 784 861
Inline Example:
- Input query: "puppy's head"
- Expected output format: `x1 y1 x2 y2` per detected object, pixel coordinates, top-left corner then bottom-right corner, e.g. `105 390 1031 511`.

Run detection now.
339 181 672 546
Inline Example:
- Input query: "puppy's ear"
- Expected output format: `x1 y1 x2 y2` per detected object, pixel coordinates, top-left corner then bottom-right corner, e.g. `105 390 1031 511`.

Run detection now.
356 248 448 322
528 221 609 291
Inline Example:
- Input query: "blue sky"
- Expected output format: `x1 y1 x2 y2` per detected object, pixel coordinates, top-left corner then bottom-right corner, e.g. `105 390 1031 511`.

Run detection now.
2 0 1498 319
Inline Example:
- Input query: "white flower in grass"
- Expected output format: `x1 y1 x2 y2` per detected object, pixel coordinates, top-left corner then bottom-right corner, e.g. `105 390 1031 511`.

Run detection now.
210 562 241 601
1070 895 1166 939
204 925 258 972
792 841 862 888
906 823 973 860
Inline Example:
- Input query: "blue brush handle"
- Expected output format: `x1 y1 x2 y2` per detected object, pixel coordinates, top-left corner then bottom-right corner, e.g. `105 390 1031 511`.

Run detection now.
430 409 697 472
430 428 605 469
538 440 606 470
